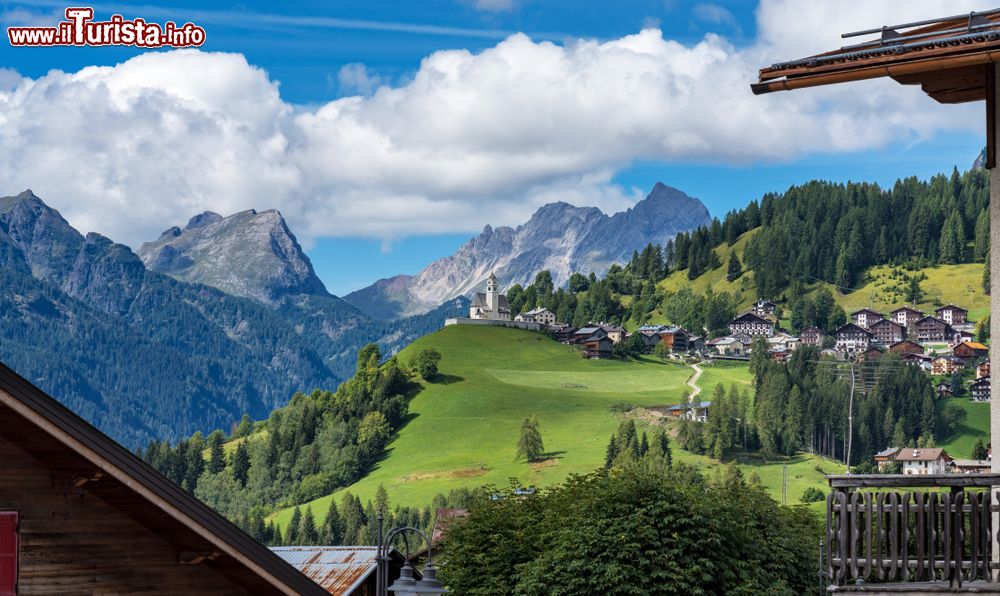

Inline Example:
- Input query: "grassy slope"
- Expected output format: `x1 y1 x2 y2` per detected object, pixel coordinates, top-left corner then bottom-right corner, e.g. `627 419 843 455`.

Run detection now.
273 326 693 526
935 399 990 460
826 264 987 315
653 229 986 319
656 229 759 308
271 326 843 527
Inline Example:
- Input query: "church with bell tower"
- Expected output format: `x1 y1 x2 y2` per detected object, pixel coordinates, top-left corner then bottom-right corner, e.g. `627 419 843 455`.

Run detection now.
469 272 511 321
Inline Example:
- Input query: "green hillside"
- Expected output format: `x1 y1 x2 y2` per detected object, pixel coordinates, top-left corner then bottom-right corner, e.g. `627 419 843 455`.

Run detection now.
273 326 690 522
654 229 986 318
827 263 987 316
271 325 844 529
936 399 990 460
657 228 759 306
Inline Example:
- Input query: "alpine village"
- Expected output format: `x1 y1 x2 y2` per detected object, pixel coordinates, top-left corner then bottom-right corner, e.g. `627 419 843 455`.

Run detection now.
11 7 1000 596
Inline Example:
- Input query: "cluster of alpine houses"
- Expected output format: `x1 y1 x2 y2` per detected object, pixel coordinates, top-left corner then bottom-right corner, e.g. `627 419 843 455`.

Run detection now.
447 275 702 359
696 300 794 361
872 447 993 477
714 300 990 402
835 304 990 402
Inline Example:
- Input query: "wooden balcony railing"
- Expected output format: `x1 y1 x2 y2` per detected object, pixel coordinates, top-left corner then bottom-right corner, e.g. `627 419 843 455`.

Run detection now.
826 474 1000 592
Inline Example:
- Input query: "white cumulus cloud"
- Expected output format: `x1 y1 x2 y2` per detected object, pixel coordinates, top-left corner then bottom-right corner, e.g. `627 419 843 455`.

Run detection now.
0 0 992 248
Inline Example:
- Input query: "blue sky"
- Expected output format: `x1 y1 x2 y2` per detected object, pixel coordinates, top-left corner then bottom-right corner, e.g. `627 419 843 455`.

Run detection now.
0 1 986 295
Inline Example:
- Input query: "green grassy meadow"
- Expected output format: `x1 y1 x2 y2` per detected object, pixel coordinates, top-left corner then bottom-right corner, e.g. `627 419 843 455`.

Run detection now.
936 398 990 460
273 326 693 525
271 325 847 528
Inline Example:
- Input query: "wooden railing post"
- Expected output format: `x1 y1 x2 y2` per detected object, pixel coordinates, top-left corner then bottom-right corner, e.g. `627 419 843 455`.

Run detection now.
824 473 1000 589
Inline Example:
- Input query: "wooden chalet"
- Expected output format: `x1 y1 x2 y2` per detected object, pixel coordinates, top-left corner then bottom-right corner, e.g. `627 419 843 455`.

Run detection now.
752 299 776 318
657 326 690 352
581 336 614 359
971 375 991 402
832 323 872 355
888 339 924 355
798 326 825 346
953 340 989 360
755 8 1000 590
868 318 905 346
936 304 969 326
915 315 951 342
849 308 883 329
889 306 924 328
549 324 577 343
0 362 325 595
859 346 884 362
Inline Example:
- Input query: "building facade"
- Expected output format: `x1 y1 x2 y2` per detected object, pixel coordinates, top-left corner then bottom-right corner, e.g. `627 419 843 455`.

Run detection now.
851 308 883 329
890 306 924 328
869 319 905 346
515 307 556 326
915 316 950 342
834 323 872 355
469 273 512 321
799 326 825 346
728 313 774 337
935 304 968 326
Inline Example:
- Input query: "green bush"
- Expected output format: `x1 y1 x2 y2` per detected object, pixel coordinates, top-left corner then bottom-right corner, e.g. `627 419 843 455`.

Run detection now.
799 487 825 503
442 465 820 595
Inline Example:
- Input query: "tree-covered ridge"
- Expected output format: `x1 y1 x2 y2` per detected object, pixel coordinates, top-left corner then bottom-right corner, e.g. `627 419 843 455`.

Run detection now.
141 344 415 540
495 167 989 335
742 168 989 299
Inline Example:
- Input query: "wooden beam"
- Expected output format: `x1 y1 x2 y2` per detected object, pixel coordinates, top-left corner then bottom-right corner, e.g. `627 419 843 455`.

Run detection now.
893 64 986 86
928 87 988 104
51 469 104 487
179 550 221 565
988 64 996 169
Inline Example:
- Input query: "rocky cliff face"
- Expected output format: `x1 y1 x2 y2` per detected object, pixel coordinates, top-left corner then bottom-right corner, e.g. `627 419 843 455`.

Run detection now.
345 182 711 318
138 209 328 305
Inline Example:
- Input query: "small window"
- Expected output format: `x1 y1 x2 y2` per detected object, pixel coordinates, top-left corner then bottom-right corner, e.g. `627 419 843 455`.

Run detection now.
0 512 17 596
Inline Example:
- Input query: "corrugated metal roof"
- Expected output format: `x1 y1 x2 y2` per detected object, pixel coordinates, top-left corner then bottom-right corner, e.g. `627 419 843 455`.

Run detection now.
270 546 380 595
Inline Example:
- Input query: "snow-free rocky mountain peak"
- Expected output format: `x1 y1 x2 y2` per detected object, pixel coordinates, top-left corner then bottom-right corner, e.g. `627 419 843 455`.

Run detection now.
345 182 711 319
139 208 328 306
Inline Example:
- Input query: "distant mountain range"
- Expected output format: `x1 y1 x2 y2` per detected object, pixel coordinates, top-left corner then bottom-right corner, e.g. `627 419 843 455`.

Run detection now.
345 183 711 319
0 191 462 446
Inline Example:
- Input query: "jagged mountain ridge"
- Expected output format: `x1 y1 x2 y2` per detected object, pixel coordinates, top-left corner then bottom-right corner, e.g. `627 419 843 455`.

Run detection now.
346 182 711 318
0 191 462 446
136 207 460 367
138 209 328 305
0 190 339 445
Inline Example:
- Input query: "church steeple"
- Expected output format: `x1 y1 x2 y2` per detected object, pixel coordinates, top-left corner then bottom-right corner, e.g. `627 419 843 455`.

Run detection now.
486 271 498 293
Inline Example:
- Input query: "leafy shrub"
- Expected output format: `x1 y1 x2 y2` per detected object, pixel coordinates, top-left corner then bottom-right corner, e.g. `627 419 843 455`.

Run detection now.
799 487 825 503
442 465 820 595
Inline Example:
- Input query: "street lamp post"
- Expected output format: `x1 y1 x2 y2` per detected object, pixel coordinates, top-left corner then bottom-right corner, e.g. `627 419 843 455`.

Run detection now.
376 512 448 596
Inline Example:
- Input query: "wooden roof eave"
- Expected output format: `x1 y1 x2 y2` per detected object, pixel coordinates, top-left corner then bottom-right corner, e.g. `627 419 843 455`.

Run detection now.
753 48 1000 97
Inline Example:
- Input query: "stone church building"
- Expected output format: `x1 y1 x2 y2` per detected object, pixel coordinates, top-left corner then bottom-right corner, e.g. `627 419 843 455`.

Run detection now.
469 272 512 321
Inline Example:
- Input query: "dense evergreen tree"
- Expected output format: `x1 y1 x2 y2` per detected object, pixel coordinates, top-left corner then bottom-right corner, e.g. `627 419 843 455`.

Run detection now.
516 416 545 462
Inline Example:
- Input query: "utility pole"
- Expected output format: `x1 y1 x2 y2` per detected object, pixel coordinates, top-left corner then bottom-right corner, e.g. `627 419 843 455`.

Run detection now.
782 464 788 505
845 355 858 474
